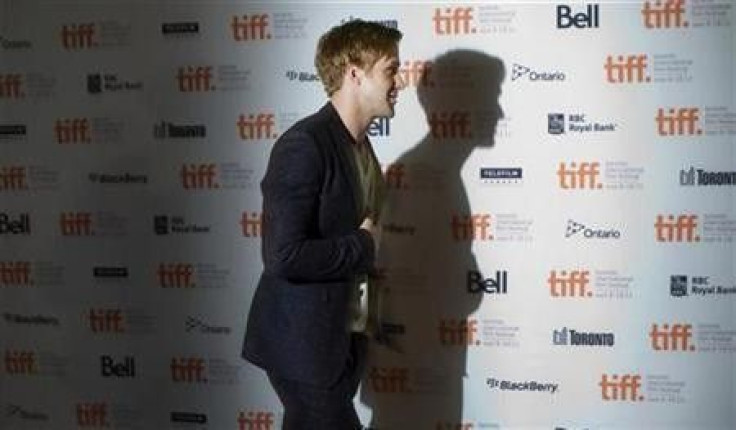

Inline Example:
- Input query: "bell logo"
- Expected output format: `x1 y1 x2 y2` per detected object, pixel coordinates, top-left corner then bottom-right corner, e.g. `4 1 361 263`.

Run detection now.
55 118 91 144
439 318 480 346
170 357 207 383
0 261 33 286
557 4 600 29
60 24 97 49
642 0 688 28
656 107 701 136
176 66 214 92
650 323 695 351
157 263 195 288
101 355 136 378
654 214 699 242
76 402 109 427
240 212 263 237
557 162 602 189
369 367 411 393
400 60 434 87
604 54 650 83
451 213 492 241
548 270 592 297
60 212 94 236
4 350 37 375
367 117 391 137
0 74 24 99
231 14 272 41
237 113 277 140
599 374 644 401
0 213 30 234
433 7 476 35
0 166 28 191
384 163 406 189
237 411 275 430
429 111 472 139
180 164 219 189
88 309 125 333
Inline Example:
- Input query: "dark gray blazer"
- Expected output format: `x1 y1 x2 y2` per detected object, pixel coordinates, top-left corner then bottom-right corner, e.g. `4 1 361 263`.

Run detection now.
242 102 375 387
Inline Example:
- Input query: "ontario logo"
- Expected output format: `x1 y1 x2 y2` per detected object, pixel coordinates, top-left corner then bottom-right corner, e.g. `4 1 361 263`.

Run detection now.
511 63 566 82
565 219 621 239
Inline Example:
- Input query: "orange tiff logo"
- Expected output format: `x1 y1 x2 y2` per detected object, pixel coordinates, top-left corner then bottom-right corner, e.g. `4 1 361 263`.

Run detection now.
400 60 434 87
170 357 207 383
237 411 275 430
237 113 277 140
604 54 649 83
557 162 602 189
60 23 97 49
384 163 406 190
0 166 27 190
177 66 214 92
451 213 492 241
180 163 219 189
599 374 644 401
439 318 479 346
157 263 195 288
654 214 699 242
231 14 271 41
88 309 125 333
55 118 91 144
4 350 37 375
429 111 472 139
240 212 263 237
642 0 688 28
0 261 33 286
548 270 592 297
0 74 24 99
433 7 476 35
650 323 695 351
76 402 109 427
656 107 701 136
60 212 94 236
368 366 411 393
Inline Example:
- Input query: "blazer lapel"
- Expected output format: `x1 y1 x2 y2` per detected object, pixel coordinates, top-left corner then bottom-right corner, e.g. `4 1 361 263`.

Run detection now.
324 103 363 223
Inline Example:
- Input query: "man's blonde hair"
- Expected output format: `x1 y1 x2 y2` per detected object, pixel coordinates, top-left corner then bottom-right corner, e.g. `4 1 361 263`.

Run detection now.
315 19 402 96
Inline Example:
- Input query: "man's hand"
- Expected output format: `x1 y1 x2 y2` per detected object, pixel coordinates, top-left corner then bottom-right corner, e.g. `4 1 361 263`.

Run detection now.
360 216 381 251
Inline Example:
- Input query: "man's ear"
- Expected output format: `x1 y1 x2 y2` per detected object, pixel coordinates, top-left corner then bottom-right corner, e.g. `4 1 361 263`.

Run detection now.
345 64 363 86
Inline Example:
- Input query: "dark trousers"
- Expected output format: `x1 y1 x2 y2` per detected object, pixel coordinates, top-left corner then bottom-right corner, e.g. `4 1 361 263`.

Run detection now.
267 333 368 430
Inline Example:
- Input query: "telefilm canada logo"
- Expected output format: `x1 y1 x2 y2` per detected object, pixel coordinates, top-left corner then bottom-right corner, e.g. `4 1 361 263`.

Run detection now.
161 22 200 36
480 167 523 185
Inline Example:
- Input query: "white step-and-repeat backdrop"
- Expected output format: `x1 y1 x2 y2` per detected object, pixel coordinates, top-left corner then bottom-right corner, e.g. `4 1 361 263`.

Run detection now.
1 0 735 429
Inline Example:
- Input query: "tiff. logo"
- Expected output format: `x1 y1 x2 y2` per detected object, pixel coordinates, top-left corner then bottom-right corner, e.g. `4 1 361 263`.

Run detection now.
237 411 275 430
451 213 492 241
654 214 699 242
76 403 108 427
0 74 24 99
384 163 406 189
55 118 91 143
557 162 602 189
4 350 37 374
88 309 125 333
368 367 411 393
604 54 649 83
171 357 207 382
439 318 479 346
400 60 434 87
0 261 33 286
599 374 644 401
240 212 263 237
231 14 271 41
181 164 219 189
429 111 471 139
60 212 94 236
656 107 701 136
548 270 592 297
642 0 688 28
237 113 277 140
177 66 214 92
60 23 97 49
433 7 476 35
0 166 27 190
158 263 195 288
650 323 695 351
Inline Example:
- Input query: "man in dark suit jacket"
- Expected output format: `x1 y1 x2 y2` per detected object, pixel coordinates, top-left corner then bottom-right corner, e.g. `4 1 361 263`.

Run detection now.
242 20 405 429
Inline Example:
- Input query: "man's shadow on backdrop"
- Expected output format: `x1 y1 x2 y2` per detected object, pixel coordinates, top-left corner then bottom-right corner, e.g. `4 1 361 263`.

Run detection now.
360 49 506 429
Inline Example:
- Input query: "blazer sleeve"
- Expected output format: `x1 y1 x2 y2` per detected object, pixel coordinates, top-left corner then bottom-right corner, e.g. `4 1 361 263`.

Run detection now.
260 130 374 282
